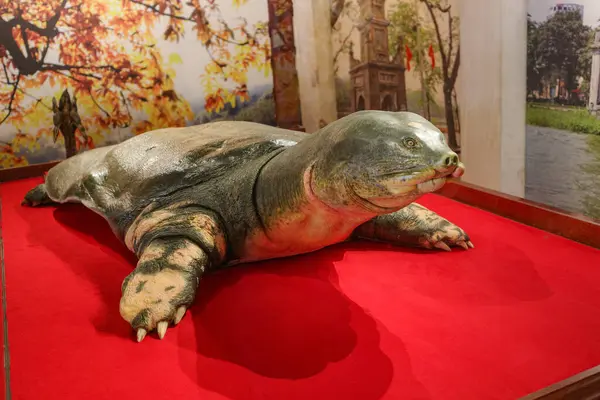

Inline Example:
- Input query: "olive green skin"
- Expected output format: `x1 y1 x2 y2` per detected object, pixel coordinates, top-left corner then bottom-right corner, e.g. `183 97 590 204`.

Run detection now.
23 110 471 341
38 118 308 260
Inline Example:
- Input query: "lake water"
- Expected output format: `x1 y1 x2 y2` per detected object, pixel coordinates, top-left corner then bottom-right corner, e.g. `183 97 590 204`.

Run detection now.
525 125 600 220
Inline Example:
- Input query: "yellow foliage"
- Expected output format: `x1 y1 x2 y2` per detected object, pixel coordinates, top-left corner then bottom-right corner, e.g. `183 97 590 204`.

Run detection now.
168 53 183 65
0 0 272 166
0 152 29 169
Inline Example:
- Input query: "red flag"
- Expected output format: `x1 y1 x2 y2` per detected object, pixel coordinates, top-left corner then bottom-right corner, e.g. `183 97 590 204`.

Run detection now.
428 44 435 69
405 44 412 71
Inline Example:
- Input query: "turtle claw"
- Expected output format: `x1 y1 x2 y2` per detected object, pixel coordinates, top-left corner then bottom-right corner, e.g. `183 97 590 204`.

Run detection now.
157 321 168 339
135 308 186 342
467 241 475 248
457 240 469 250
173 306 186 325
434 241 452 252
137 328 147 343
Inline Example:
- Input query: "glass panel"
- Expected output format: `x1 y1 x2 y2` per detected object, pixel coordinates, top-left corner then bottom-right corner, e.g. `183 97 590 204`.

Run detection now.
526 1 600 220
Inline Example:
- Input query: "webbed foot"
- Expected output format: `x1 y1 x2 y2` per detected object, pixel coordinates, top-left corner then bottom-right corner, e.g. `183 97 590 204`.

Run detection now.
418 222 474 251
353 203 475 252
120 266 198 341
119 238 207 342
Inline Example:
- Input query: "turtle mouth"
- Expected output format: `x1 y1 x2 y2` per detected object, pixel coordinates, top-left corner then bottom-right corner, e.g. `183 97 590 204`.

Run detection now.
383 175 446 196
382 162 464 195
417 164 464 192
415 176 447 193
347 170 451 213
381 170 441 194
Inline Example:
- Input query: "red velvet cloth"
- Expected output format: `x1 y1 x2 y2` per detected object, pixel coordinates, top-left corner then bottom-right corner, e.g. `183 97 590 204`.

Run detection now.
2 177 600 400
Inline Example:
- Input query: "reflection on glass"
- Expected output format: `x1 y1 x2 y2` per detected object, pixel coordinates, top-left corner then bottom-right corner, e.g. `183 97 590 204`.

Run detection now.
526 0 600 220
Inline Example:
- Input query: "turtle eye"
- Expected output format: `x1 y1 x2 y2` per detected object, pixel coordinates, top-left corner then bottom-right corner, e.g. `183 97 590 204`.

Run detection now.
402 137 419 149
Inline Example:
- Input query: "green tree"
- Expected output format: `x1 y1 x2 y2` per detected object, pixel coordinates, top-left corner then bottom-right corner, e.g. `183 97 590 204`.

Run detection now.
536 10 592 95
577 28 596 104
418 0 460 150
527 14 543 96
388 1 442 119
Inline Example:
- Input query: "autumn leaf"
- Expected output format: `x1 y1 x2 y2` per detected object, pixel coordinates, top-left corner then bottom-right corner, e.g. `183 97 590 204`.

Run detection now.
168 53 183 65
0 0 272 166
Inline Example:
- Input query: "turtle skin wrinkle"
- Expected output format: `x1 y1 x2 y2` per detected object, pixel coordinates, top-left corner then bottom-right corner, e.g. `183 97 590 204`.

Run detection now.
22 110 473 342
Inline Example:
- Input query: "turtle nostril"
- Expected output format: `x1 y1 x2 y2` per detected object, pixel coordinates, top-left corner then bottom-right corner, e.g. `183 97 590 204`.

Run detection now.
441 153 459 168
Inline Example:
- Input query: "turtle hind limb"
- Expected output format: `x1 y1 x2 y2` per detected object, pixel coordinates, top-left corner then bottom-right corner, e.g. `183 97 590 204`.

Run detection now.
22 184 56 207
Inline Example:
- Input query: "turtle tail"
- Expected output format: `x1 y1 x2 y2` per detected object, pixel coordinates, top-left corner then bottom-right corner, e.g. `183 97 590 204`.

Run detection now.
22 184 56 207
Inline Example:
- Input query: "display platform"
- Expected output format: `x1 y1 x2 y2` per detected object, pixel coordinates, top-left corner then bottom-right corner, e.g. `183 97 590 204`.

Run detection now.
1 175 600 400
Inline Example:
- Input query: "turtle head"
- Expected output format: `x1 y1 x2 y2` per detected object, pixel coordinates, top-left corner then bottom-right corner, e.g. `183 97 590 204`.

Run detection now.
310 111 464 212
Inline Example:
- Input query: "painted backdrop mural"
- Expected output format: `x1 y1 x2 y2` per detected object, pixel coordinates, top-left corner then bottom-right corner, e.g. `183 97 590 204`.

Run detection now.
526 0 600 220
331 0 460 149
0 0 275 169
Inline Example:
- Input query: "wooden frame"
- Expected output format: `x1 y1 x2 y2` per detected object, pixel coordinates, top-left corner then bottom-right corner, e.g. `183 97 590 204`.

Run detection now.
0 162 58 183
439 179 600 249
519 365 600 400
1 165 600 399
0 202 7 400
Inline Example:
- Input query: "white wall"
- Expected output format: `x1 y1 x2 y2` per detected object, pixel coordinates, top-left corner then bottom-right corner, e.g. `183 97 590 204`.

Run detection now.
458 0 527 197
293 0 338 133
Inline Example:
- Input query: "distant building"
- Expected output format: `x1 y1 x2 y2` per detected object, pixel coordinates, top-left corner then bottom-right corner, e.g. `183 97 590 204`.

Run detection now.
348 0 407 113
548 3 584 20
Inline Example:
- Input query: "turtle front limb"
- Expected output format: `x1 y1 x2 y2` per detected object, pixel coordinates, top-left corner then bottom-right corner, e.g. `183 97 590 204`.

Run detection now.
121 205 226 341
120 237 209 342
352 203 474 251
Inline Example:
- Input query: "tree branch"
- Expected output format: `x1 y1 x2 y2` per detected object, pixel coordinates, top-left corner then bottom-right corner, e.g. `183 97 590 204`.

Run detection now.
447 8 453 64
331 0 346 28
129 0 191 22
0 0 67 76
17 87 52 110
88 89 112 119
129 0 252 46
40 63 121 74
1 58 11 83
0 0 267 129
421 0 448 76
119 90 133 127
0 73 21 125
20 24 33 61
333 25 356 68
40 38 51 65
0 20 39 75
5 0 67 38
432 2 451 13
449 43 460 87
